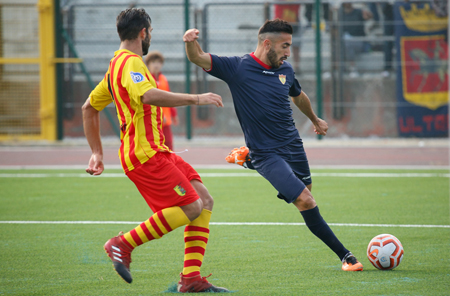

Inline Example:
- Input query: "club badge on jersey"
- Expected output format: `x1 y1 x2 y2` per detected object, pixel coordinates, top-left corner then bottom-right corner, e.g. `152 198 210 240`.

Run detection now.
279 74 286 85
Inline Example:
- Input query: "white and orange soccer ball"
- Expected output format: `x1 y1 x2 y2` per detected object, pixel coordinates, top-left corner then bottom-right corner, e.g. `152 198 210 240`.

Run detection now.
367 234 404 270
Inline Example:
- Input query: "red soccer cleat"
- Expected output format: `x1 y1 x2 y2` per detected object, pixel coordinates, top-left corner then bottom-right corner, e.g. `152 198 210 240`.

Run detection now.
104 232 134 283
177 273 229 293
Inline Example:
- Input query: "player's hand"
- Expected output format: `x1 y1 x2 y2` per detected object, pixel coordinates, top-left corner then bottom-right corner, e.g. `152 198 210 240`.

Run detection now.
86 153 104 176
183 29 200 42
197 92 223 107
313 118 328 136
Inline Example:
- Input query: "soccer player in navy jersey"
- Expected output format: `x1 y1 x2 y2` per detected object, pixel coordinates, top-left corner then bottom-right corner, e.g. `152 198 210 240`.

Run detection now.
184 19 363 271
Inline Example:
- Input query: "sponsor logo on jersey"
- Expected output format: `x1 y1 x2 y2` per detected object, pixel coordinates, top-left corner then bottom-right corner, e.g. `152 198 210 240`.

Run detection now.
173 184 186 196
262 70 275 75
130 71 145 83
279 74 286 84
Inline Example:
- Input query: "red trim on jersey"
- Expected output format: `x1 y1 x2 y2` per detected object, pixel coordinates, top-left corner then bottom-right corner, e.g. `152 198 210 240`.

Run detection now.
150 73 158 87
109 52 127 167
202 53 213 72
184 236 208 244
117 55 140 167
142 104 158 151
250 52 271 69
128 122 140 166
142 71 165 151
155 103 166 148
185 225 210 234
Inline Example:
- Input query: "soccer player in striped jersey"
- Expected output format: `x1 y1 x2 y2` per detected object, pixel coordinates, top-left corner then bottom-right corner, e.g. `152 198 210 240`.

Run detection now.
82 8 228 292
184 19 363 272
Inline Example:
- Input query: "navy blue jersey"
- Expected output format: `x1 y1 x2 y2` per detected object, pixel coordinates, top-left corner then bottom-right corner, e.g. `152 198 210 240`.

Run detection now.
205 53 302 150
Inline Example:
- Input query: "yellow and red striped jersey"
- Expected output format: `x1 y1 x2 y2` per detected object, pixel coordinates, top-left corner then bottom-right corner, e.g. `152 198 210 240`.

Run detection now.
89 49 169 173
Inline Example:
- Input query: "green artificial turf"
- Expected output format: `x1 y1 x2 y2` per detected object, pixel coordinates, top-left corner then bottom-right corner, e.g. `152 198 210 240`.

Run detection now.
0 168 449 295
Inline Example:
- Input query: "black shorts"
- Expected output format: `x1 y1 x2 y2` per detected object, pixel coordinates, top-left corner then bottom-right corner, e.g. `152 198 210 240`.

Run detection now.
250 138 311 204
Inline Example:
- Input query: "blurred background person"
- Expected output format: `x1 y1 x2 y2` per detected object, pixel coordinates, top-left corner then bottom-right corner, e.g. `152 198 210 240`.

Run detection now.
368 2 381 30
381 2 394 77
366 2 395 77
274 0 302 73
304 2 330 31
145 51 179 150
340 2 373 77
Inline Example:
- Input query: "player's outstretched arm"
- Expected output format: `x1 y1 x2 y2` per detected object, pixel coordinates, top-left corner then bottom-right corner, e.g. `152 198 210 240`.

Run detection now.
183 28 212 70
292 91 328 136
82 98 104 176
142 88 223 108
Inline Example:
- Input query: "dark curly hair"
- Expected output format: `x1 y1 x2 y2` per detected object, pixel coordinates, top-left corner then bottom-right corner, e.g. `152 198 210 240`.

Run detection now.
116 8 151 41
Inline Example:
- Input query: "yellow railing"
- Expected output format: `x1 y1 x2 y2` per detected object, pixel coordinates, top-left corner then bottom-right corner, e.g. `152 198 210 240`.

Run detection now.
0 0 82 141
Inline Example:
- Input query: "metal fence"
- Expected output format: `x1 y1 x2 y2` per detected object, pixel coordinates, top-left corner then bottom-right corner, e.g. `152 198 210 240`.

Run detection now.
0 3 41 138
56 0 448 140
61 3 196 138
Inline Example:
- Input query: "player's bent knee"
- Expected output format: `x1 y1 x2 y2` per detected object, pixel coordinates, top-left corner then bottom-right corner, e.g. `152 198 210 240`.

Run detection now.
293 188 317 211
190 179 214 211
180 199 203 221
201 194 214 210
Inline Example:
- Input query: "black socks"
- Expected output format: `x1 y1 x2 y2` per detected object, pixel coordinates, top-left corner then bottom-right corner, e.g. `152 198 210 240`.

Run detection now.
300 206 349 261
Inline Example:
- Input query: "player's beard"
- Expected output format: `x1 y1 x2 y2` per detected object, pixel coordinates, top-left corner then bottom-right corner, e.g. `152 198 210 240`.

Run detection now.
142 32 150 56
267 47 285 69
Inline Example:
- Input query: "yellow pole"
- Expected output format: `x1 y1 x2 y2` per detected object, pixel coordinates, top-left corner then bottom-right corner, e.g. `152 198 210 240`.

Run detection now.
37 0 56 141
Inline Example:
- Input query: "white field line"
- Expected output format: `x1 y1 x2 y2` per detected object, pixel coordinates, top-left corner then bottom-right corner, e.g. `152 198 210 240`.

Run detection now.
0 172 449 178
0 220 449 228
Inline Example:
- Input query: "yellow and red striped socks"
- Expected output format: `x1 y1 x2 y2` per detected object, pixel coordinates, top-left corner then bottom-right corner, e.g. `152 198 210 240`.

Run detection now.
182 209 212 277
120 206 190 249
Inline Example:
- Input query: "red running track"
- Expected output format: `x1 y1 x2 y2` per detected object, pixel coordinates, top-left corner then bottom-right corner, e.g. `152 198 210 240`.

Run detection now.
0 143 447 168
